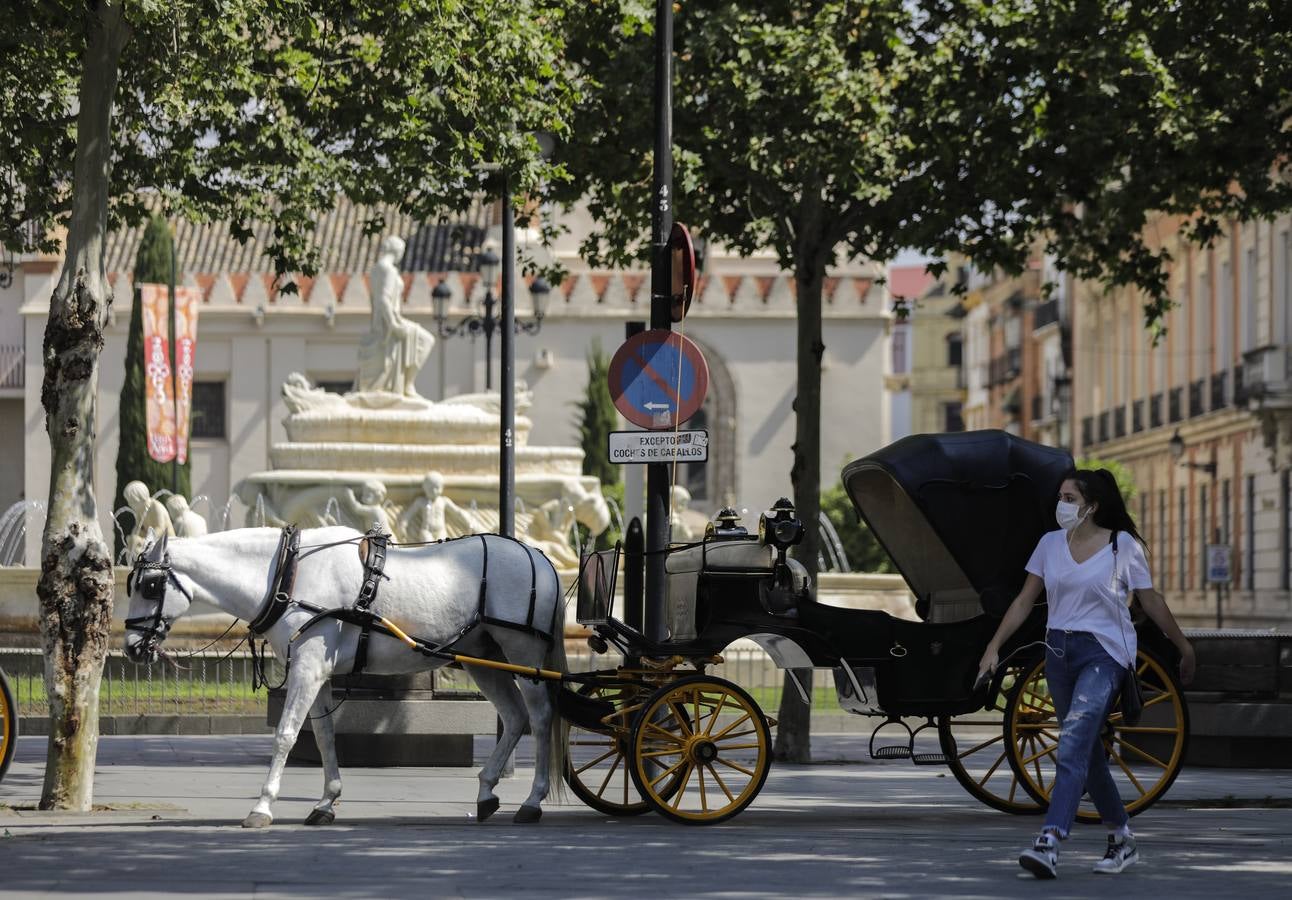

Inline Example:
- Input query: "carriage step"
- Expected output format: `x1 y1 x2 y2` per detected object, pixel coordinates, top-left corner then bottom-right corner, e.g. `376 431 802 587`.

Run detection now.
872 746 913 760
912 752 948 766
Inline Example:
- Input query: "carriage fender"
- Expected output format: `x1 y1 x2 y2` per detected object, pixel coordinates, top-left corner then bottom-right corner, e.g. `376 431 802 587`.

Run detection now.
745 633 814 670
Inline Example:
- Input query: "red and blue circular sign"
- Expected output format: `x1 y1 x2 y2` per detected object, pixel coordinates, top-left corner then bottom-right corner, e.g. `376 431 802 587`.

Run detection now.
608 330 709 430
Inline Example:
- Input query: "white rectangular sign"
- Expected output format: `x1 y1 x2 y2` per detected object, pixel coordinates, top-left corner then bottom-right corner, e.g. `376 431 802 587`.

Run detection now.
608 430 709 464
1206 544 1232 585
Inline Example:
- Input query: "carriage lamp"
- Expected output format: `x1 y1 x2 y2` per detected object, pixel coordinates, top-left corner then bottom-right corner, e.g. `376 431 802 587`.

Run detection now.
759 498 805 551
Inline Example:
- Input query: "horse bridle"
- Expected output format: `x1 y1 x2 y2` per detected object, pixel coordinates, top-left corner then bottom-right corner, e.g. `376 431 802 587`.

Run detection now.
124 554 192 652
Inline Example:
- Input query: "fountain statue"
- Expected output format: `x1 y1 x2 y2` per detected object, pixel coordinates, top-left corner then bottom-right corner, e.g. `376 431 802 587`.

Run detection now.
123 481 176 561
166 495 209 538
233 235 610 566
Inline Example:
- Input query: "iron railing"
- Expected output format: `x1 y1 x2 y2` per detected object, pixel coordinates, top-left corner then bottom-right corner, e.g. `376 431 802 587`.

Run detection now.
1132 399 1144 433
1169 387 1183 423
1189 379 1205 418
1150 392 1164 428
1210 372 1228 412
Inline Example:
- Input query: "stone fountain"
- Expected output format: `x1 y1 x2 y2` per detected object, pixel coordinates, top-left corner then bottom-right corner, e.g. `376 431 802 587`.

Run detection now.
232 236 609 569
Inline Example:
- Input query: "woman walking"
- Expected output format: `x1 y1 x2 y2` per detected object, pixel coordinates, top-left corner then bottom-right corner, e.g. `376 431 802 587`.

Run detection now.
978 468 1196 878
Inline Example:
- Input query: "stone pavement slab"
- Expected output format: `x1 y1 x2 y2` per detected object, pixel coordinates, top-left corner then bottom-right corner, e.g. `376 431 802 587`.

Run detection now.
1 734 1290 899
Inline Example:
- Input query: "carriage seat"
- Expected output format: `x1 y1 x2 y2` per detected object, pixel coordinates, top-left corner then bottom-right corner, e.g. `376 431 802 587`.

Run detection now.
665 539 810 641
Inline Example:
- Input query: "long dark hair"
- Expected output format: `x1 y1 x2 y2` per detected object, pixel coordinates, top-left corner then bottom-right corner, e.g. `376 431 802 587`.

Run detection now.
1061 468 1148 550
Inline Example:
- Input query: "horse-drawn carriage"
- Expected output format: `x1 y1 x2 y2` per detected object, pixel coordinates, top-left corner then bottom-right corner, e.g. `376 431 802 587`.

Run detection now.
122 430 1187 828
563 430 1189 824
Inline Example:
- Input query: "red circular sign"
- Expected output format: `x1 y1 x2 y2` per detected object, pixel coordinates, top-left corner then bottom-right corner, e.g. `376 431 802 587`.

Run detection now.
608 330 709 430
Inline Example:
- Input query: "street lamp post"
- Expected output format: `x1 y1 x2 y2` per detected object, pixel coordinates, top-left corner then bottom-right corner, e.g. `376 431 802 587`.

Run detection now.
431 249 550 392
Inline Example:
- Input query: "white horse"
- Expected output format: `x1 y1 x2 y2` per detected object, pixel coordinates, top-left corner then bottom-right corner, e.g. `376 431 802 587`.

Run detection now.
122 527 567 827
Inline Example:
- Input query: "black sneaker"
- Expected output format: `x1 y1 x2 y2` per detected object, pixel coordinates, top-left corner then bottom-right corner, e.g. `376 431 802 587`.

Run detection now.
1093 833 1139 874
1019 832 1058 879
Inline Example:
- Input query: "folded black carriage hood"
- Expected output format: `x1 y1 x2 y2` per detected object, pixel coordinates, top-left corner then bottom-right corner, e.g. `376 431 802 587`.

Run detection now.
840 430 1073 614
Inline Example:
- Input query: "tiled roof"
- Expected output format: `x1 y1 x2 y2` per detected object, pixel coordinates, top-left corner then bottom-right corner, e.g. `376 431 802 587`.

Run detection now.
102 196 495 275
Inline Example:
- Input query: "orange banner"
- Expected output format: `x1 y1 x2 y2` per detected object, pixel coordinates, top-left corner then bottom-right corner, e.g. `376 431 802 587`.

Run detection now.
140 284 176 463
173 286 200 464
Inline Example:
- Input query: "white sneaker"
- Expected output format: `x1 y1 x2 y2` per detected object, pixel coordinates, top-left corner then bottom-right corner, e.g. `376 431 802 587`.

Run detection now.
1019 832 1058 879
1093 833 1139 874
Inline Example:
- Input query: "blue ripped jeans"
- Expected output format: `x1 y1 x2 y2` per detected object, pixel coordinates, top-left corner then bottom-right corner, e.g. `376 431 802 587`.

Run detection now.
1042 630 1130 838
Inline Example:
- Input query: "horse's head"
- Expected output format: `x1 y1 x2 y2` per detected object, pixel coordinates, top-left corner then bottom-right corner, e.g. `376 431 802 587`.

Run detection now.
123 536 193 664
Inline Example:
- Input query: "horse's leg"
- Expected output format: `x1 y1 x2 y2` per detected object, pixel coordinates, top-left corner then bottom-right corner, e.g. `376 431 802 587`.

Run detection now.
303 689 342 825
512 677 556 824
243 658 329 828
468 665 529 823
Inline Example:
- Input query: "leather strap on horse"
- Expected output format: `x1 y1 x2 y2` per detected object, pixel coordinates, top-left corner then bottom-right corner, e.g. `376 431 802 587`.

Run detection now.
351 528 390 676
248 525 301 635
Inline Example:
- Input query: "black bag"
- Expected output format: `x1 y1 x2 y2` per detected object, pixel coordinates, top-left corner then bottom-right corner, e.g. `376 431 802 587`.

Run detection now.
1109 530 1144 726
1120 658 1144 726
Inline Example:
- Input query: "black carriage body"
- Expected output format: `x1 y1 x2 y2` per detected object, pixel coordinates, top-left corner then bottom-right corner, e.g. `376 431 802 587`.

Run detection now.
597 430 1175 719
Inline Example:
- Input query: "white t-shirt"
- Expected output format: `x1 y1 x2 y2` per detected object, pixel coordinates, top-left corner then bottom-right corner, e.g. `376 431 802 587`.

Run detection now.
1024 529 1152 669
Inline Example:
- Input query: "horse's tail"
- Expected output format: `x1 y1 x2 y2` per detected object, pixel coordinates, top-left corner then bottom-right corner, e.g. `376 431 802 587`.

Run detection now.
544 562 569 799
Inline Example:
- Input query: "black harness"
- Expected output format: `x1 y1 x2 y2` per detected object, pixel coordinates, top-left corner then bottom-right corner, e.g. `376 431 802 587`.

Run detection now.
124 553 193 652
248 525 302 635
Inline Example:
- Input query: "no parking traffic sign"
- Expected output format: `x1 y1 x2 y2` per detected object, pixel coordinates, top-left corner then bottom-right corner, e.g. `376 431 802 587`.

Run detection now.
607 329 709 430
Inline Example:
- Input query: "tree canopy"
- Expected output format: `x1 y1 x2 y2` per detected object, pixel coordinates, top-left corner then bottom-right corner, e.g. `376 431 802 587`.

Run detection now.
0 0 575 274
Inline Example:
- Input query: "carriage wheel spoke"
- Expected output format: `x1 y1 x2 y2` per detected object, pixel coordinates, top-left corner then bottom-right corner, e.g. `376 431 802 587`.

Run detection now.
1108 746 1148 795
958 733 1004 758
706 763 736 802
1008 776 1019 802
575 748 619 775
649 758 687 789
1019 739 1058 768
596 752 623 796
704 692 729 736
975 749 1009 788
666 701 693 738
670 763 695 809
714 756 755 777
570 738 618 746
1112 737 1169 770
712 742 762 751
1115 725 1180 735
1028 736 1050 790
710 711 752 741
644 721 686 745
698 763 709 812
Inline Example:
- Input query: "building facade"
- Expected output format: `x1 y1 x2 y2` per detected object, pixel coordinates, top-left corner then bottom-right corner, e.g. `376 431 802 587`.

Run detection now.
1074 213 1292 627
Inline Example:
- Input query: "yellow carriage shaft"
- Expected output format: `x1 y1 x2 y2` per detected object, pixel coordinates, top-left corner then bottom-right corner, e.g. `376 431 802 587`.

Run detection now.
376 615 564 682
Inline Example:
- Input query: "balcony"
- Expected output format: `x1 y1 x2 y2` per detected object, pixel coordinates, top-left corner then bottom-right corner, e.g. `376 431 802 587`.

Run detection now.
1032 297 1060 332
0 345 22 390
1189 379 1205 418
1233 363 1247 406
1150 392 1163 429
1082 416 1094 447
1210 371 1228 412
1098 410 1110 443
1132 399 1144 433
1242 346 1292 401
1169 387 1183 423
987 347 1023 386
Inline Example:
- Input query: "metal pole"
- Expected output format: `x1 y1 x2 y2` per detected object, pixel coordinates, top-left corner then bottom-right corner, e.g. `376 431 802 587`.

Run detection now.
624 517 645 634
169 235 178 494
500 172 515 539
644 0 674 643
1214 525 1223 629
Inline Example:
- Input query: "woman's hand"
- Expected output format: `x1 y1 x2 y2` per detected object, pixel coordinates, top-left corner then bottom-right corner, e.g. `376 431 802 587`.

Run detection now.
1177 641 1196 686
977 647 999 683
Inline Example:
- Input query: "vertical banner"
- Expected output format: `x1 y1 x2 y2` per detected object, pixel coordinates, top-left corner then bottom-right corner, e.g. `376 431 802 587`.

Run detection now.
140 284 176 463
173 285 201 464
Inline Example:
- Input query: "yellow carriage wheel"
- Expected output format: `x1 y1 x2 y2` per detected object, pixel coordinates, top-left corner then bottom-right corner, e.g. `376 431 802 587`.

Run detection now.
628 674 771 825
0 669 17 782
564 682 654 816
1005 647 1189 822
937 664 1045 815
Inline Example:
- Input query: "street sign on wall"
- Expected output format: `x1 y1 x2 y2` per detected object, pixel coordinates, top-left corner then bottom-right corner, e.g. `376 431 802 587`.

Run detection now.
608 429 708 464
1206 544 1232 585
607 329 709 430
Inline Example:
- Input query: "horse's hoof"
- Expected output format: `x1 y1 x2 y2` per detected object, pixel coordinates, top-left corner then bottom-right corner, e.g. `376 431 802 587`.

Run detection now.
241 812 273 829
513 805 542 824
477 797 500 822
304 809 336 826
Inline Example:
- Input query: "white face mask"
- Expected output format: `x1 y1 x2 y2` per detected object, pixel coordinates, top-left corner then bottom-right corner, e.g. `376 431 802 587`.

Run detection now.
1056 500 1086 531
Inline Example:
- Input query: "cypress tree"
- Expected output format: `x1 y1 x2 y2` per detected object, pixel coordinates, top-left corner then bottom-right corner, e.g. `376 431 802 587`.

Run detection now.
111 214 190 559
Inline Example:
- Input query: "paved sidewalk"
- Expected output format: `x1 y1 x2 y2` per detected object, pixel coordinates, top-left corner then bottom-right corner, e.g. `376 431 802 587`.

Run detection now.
1 733 1290 899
